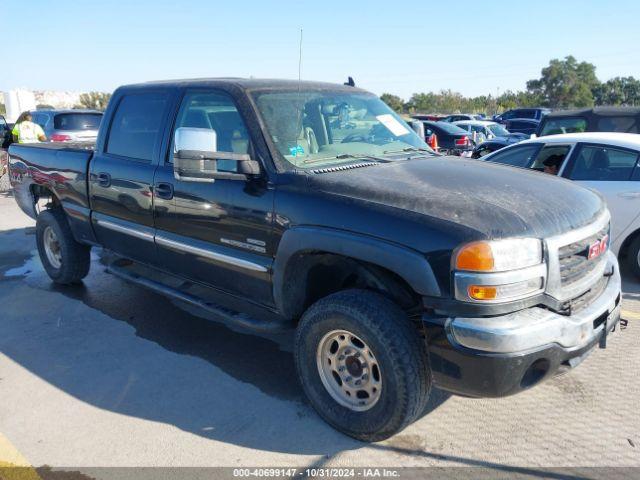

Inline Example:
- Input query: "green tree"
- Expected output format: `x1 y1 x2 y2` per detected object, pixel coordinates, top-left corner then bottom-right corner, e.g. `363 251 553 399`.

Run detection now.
593 76 640 106
526 56 599 108
380 93 405 113
0 102 5 116
77 92 112 111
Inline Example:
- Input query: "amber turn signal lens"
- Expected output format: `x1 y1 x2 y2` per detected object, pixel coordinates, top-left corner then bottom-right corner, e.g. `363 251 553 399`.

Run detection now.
468 285 498 300
455 242 494 271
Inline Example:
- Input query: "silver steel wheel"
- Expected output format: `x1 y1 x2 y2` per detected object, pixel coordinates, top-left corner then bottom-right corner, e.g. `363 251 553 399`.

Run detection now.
316 329 382 412
43 226 63 269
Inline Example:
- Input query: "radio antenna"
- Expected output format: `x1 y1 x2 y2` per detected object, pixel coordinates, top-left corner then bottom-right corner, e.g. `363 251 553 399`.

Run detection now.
298 28 303 84
293 28 304 165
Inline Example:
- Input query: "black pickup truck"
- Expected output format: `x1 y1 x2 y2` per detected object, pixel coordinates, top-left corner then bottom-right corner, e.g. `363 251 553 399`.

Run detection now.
8 79 621 441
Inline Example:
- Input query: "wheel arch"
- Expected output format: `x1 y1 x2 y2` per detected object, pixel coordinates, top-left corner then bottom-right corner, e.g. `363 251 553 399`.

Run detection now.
273 227 441 320
26 183 96 245
618 226 640 259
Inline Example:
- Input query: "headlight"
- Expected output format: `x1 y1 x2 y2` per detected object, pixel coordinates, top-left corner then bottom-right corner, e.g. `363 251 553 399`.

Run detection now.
454 238 545 303
455 238 543 272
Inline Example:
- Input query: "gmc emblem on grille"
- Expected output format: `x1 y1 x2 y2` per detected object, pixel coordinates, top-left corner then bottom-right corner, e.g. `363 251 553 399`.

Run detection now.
588 234 609 260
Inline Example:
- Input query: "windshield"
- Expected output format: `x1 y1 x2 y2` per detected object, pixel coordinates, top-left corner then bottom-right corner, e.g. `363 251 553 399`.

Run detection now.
487 123 509 136
54 113 103 131
253 90 432 169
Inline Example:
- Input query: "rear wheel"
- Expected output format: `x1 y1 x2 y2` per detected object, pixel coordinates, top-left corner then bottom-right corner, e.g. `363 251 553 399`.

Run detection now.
36 209 91 284
294 289 431 441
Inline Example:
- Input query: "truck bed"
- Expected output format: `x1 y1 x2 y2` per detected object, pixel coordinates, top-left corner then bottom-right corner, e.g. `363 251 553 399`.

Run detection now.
8 142 96 242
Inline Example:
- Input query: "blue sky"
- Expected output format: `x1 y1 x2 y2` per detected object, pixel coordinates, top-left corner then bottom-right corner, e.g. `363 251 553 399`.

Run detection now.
3 0 640 99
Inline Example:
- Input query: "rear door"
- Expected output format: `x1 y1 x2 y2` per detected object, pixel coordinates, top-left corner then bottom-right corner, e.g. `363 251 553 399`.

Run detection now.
89 89 174 264
562 143 640 251
152 88 275 304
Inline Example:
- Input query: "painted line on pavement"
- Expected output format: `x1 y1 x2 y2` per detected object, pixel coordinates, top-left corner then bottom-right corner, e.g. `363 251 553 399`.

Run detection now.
0 432 40 480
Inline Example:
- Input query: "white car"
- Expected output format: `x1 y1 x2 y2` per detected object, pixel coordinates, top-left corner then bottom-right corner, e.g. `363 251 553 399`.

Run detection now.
480 132 640 276
440 114 484 123
452 120 513 142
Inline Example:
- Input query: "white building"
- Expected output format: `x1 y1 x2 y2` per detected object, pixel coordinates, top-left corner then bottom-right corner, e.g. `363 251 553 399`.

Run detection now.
2 89 83 122
2 90 36 122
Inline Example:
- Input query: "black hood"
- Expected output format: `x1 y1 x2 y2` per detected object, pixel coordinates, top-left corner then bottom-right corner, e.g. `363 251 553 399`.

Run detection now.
307 157 605 239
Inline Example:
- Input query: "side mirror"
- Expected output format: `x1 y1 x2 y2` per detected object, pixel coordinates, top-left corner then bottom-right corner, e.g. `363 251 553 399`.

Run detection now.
173 127 260 182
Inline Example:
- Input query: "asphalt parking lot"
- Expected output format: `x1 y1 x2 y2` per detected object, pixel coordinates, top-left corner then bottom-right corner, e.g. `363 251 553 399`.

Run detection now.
0 192 639 473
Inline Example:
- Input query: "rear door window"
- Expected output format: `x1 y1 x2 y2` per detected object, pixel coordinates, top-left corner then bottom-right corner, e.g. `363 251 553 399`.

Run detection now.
54 113 102 131
568 145 639 181
484 144 541 168
500 110 516 120
597 116 640 133
107 92 169 162
540 117 587 136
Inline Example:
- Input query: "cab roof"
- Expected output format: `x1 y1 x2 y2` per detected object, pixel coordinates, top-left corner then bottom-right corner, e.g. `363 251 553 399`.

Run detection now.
119 77 369 93
545 106 640 117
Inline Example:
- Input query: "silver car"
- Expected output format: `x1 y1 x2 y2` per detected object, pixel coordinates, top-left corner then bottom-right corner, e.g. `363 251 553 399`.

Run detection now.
30 109 103 143
480 132 640 277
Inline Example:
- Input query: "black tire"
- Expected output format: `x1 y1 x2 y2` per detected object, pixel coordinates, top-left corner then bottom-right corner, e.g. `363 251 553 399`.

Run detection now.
627 235 640 279
294 289 431 441
36 209 91 284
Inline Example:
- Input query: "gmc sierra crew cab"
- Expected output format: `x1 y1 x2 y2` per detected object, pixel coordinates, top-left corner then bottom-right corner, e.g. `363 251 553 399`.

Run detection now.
8 79 622 441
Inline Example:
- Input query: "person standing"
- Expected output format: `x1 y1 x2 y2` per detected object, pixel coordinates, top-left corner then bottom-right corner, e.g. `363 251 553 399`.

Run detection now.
11 112 47 143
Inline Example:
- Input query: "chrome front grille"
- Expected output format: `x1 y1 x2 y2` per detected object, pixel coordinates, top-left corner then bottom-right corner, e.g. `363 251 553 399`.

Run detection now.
544 212 611 303
558 225 609 287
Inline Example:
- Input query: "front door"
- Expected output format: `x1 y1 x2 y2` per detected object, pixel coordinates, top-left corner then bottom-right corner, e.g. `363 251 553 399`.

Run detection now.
563 143 640 252
89 90 173 264
152 89 275 305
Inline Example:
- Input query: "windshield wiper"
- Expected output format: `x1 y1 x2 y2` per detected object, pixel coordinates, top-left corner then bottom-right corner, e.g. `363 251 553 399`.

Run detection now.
382 147 435 155
302 153 392 165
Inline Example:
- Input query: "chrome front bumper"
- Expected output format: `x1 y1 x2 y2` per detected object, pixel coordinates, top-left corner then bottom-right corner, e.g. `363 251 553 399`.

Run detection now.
448 251 621 354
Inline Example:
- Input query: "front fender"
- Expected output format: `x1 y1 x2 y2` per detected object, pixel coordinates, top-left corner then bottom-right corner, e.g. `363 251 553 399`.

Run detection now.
272 226 441 316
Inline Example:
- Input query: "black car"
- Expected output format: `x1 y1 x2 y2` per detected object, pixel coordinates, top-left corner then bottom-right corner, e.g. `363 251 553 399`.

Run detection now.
503 118 539 135
537 107 640 136
420 120 473 155
471 132 529 158
493 108 550 124
8 78 621 442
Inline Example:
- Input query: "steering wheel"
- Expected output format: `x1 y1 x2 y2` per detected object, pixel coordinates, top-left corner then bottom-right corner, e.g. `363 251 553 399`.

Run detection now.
341 133 369 143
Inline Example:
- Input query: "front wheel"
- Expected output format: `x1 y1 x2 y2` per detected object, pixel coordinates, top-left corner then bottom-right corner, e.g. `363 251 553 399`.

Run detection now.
36 209 91 284
294 290 431 441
